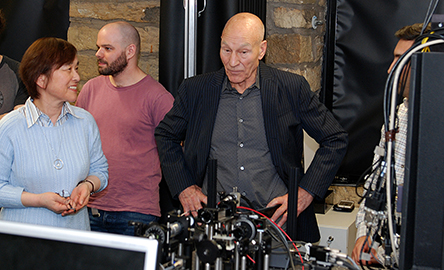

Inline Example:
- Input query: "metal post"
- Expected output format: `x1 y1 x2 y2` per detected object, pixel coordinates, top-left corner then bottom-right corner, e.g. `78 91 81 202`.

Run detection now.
194 251 200 270
287 167 299 241
241 256 247 270
264 254 269 270
235 243 240 270
183 0 197 79
215 257 222 270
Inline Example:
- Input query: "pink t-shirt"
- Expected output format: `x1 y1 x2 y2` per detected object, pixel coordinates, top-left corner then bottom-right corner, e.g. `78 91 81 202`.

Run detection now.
76 75 174 216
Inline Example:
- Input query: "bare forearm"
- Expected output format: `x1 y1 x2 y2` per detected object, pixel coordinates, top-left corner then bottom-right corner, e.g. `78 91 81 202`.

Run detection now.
21 191 71 214
78 175 101 193
21 191 43 207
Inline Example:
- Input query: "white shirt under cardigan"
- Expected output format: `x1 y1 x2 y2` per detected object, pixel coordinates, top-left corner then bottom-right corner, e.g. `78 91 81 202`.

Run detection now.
0 98 108 230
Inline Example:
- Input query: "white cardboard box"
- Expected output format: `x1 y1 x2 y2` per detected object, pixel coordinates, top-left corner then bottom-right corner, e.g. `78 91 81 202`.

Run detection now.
315 207 358 256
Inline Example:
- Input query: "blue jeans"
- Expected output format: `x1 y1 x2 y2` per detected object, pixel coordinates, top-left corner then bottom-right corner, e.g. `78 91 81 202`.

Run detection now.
88 208 159 236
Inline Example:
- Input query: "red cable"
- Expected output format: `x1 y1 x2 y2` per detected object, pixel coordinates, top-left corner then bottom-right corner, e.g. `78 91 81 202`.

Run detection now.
246 254 256 264
237 206 304 268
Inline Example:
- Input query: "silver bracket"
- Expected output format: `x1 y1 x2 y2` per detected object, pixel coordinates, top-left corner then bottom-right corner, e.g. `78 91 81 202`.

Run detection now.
312 15 324 29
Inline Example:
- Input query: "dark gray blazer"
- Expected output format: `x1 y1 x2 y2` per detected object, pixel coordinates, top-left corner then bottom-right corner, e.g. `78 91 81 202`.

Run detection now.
155 62 348 242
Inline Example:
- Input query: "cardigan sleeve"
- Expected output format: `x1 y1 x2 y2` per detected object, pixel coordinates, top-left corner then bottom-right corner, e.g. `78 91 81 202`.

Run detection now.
0 114 26 208
85 112 109 192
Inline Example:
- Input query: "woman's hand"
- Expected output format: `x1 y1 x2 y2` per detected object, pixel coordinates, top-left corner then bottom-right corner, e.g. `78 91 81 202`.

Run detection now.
62 183 90 216
21 191 72 214
62 177 99 216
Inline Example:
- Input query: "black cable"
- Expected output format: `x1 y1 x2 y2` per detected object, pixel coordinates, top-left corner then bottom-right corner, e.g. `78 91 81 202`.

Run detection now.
236 207 297 269
397 61 410 102
383 35 431 129
358 162 383 204
240 194 256 209
359 220 384 270
366 158 387 199
355 157 383 201
421 0 440 35
264 221 296 270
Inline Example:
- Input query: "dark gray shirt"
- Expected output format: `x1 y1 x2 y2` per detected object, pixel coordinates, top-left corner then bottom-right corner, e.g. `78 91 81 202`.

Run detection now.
203 73 288 209
0 56 28 115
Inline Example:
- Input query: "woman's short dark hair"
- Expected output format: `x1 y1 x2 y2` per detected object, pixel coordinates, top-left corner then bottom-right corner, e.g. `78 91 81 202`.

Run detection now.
19 37 77 99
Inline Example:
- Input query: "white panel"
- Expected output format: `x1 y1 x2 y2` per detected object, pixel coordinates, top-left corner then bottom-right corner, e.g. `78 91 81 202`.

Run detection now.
315 208 358 256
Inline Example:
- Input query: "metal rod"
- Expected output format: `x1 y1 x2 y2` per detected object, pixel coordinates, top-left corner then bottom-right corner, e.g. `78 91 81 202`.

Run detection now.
264 254 269 270
216 258 222 270
241 256 247 270
235 243 240 270
194 251 200 270
183 0 197 79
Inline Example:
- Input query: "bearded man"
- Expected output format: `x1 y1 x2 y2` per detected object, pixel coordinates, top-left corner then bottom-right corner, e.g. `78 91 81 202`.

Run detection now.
76 21 174 235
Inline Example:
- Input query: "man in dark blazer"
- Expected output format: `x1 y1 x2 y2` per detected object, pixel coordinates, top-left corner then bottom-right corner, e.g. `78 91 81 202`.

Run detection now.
155 12 348 242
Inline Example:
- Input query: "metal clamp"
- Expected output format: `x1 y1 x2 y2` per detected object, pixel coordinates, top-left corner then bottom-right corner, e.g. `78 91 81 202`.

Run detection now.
312 15 324 29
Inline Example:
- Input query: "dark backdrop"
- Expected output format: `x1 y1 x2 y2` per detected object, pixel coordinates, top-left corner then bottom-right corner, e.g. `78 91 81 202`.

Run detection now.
159 0 266 98
322 0 444 184
0 0 70 62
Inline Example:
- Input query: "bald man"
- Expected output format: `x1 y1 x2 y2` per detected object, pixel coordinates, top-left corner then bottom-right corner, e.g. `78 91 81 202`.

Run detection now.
76 21 174 235
155 13 348 242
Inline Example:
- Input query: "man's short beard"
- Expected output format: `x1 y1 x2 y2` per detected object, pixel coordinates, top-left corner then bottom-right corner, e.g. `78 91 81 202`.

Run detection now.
98 51 128 76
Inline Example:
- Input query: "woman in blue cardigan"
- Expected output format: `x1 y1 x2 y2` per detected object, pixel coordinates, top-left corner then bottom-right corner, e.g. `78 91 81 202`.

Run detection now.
0 37 108 230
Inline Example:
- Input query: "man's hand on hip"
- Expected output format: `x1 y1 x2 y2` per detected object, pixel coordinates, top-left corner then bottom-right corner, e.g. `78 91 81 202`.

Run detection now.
178 185 207 218
266 187 314 227
267 193 288 227
297 187 314 216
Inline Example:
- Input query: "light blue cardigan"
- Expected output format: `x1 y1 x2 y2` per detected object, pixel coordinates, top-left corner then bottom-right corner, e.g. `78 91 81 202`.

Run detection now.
0 100 108 230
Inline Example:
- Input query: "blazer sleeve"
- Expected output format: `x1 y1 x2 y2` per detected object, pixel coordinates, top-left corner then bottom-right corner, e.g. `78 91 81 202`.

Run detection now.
155 81 196 198
295 77 348 199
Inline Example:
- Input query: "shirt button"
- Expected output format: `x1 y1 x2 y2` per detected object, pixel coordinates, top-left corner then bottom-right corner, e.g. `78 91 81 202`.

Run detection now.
240 166 245 171
239 143 244 148
239 119 244 123
239 97 243 100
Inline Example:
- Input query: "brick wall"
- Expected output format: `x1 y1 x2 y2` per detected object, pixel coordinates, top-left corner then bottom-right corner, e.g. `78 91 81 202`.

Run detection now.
266 0 327 93
68 0 161 89
68 0 327 93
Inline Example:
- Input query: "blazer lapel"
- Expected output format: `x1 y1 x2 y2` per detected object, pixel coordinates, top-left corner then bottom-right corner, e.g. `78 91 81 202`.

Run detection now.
259 63 283 169
197 68 225 174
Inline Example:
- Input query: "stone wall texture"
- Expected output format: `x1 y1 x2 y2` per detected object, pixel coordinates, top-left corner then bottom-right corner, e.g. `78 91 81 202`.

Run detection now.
68 0 327 93
68 0 160 89
265 0 327 93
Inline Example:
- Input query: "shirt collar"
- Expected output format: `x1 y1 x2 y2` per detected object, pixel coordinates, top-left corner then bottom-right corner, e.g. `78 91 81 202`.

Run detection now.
223 67 260 94
403 97 409 107
23 98 80 128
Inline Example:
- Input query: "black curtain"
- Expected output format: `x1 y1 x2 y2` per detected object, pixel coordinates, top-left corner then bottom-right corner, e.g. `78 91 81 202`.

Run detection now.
159 0 266 97
322 0 444 184
0 0 70 62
